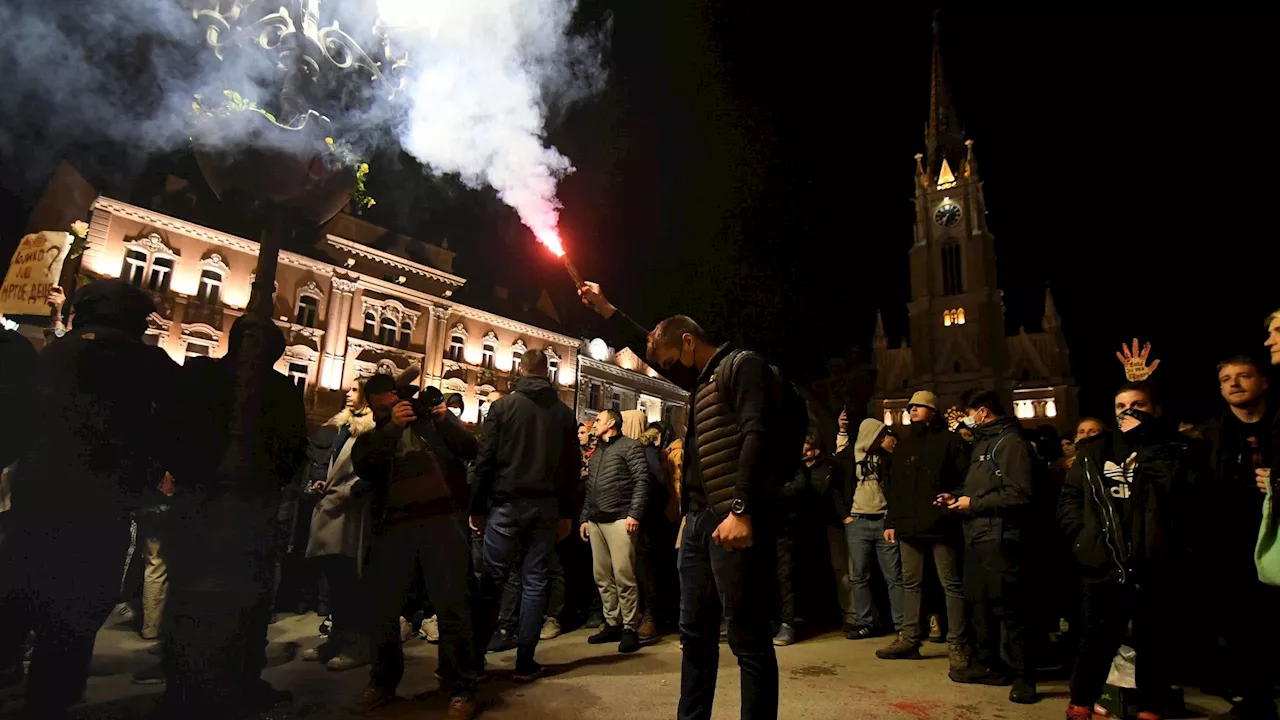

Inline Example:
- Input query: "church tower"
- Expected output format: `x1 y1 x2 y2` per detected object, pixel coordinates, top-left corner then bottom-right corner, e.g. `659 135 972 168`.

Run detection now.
905 15 1007 402
870 14 1076 431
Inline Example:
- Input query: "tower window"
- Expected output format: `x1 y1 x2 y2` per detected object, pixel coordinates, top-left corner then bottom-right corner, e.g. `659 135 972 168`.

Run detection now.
941 240 964 296
942 308 966 327
296 295 319 328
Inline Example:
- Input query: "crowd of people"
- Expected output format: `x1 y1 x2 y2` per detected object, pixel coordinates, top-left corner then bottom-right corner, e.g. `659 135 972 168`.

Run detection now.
2 276 1280 720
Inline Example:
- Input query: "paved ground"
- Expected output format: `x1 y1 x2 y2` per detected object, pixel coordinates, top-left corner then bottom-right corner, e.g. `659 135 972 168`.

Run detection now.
2 613 1237 719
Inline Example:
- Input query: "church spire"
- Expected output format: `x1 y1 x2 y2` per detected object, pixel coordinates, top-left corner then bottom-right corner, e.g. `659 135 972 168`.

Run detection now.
924 10 966 180
873 310 887 347
1043 286 1061 330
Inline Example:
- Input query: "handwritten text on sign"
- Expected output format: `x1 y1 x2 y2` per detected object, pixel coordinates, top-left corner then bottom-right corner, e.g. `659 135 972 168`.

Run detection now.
0 231 71 317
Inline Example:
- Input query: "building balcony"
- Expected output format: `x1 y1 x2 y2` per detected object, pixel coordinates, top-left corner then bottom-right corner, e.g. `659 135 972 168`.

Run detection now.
183 301 225 329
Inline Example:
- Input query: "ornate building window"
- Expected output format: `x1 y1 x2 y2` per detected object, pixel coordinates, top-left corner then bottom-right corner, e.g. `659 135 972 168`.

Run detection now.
120 233 178 292
379 317 397 346
446 324 466 363
884 409 895 426
288 362 309 389
511 339 526 368
363 312 377 340
611 391 621 411
122 249 148 286
545 347 560 384
942 308 966 326
1014 400 1036 419
588 382 600 410
399 321 412 350
148 257 174 293
196 269 222 305
940 240 964 296
296 295 319 328
481 330 498 371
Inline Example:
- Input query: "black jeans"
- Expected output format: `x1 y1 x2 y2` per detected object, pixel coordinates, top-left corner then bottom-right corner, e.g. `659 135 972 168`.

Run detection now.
964 539 1032 681
636 515 678 627
1070 581 1172 713
314 555 366 644
678 509 779 720
366 515 477 698
497 537 566 631
163 495 278 718
774 533 795 627
0 513 130 712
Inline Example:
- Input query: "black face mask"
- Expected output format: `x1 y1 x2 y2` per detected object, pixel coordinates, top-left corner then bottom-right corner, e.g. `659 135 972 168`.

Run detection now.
663 345 700 390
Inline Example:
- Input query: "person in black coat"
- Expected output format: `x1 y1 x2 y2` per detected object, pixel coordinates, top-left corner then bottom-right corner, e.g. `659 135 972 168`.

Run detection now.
1058 381 1204 720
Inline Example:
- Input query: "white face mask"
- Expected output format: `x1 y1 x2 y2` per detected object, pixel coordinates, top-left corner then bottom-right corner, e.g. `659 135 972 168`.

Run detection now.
961 414 978 428
450 407 462 418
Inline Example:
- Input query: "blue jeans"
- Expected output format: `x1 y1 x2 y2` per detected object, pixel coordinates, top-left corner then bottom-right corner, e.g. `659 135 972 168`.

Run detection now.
478 498 558 665
845 516 904 632
678 509 778 720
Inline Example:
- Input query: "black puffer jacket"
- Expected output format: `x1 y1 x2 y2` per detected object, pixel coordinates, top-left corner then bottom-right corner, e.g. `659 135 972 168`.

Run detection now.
580 433 650 525
885 421 969 540
958 416 1035 544
1058 421 1203 585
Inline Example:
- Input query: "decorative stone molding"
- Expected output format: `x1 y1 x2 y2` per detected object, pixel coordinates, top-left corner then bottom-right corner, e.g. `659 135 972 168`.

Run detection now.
346 336 425 362
577 355 688 400
450 322 468 339
330 276 359 294
200 253 230 276
481 330 498 347
284 344 319 363
125 232 177 257
181 322 223 341
544 346 560 362
297 279 323 300
360 296 422 330
511 339 527 356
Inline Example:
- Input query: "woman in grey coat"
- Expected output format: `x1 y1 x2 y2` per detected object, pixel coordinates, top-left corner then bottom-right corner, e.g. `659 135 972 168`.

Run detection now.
302 383 376 671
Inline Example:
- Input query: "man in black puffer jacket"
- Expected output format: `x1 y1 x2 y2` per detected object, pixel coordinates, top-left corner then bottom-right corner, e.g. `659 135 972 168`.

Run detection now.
579 409 649 653
1058 381 1203 720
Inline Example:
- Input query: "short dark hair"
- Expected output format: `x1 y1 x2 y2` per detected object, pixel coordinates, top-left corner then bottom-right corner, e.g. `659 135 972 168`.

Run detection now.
1216 354 1263 376
598 408 622 430
364 373 396 396
519 347 549 376
651 315 712 350
1116 380 1158 406
805 428 821 447
960 388 1007 417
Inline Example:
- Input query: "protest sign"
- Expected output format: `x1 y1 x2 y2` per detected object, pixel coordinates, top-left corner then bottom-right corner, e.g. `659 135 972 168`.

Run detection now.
0 231 72 317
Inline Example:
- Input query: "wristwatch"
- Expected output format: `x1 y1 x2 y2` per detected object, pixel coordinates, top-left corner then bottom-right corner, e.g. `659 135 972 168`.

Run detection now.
730 498 748 516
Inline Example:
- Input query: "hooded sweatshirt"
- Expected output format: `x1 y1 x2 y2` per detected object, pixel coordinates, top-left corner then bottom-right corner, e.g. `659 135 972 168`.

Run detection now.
470 374 582 518
852 418 889 514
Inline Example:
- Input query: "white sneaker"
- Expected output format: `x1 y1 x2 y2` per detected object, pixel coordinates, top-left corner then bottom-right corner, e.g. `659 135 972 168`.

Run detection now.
539 616 562 640
419 615 440 644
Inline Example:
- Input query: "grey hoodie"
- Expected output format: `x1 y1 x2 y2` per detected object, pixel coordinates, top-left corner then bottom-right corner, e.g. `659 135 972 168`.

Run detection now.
852 418 889 515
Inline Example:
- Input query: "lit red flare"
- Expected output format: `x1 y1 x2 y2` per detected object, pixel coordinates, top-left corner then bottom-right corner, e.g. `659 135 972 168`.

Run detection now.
535 228 565 258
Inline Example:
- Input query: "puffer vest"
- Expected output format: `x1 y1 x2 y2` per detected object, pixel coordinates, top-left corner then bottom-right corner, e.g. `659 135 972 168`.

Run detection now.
693 371 741 515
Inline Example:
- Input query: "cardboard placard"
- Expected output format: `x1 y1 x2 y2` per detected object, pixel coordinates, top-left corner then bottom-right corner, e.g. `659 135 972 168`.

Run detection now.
0 231 71 317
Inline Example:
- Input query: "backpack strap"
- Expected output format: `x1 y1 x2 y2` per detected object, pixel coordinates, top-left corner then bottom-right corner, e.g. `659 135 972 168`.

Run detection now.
976 430 1016 479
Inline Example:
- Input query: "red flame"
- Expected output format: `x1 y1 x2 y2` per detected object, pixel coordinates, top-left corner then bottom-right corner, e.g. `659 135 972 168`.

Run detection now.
534 227 565 257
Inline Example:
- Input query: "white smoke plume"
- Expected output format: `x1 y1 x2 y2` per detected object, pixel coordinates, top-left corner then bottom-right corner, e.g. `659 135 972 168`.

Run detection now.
0 0 607 238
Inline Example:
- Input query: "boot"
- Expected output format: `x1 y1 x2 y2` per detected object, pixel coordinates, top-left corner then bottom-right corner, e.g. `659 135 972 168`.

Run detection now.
1009 678 1040 704
928 614 945 644
637 613 658 642
947 643 971 676
875 632 921 660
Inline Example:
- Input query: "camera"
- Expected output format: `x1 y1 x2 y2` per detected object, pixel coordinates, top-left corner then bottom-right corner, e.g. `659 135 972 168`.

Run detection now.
394 383 444 419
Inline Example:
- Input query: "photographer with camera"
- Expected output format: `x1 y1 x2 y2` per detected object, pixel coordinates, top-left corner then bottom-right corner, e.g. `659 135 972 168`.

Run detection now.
348 372 480 720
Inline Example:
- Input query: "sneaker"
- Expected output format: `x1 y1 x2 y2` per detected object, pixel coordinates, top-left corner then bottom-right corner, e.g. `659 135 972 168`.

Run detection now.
301 640 341 663
588 624 623 645
1066 704 1094 720
619 628 641 654
928 613 945 644
319 614 332 636
637 613 658 642
419 615 440 644
487 629 518 653
1009 678 1040 704
326 652 370 672
444 695 477 720
350 684 395 714
131 662 166 685
513 660 543 683
845 625 880 640
113 602 137 622
540 616 562 640
876 633 921 660
399 616 414 644
772 623 796 647
948 643 972 676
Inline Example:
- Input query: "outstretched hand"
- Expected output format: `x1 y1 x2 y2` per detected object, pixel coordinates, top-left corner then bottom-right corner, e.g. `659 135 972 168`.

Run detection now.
578 281 616 319
1116 338 1160 381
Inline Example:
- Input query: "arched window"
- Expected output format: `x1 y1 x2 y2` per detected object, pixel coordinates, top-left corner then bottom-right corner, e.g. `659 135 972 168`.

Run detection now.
481 342 495 370
379 317 397 346
1045 399 1058 418
900 409 912 425
148 257 174 293
884 410 894 426
196 269 222 305
296 295 319 328
447 332 465 362
121 249 148 286
940 240 963 296
363 312 377 340
399 321 412 350
511 339 525 368
956 308 966 324
548 357 560 385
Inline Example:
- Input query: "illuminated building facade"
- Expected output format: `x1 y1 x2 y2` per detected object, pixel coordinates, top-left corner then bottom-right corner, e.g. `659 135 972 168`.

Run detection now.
871 21 1076 432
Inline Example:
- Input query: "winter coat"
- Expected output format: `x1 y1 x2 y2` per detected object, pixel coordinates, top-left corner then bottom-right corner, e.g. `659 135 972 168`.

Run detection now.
1058 422 1203 585
885 421 969 541
811 454 848 528
307 409 376 565
958 416 1034 544
661 439 685 523
1198 410 1274 584
470 374 581 518
580 433 650 525
354 408 478 527
14 323 179 521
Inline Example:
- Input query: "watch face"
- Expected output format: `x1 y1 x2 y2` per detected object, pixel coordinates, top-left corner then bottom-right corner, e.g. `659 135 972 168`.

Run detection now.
934 202 961 227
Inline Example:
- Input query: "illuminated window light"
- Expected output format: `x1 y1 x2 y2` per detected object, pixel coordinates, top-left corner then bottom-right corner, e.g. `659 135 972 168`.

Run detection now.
1045 399 1058 418
884 410 894 426
901 410 911 425
1014 400 1035 419
943 310 952 327
956 308 966 325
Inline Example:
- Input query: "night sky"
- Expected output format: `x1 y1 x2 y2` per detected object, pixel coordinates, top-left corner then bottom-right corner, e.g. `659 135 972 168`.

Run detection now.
1 7 1276 425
